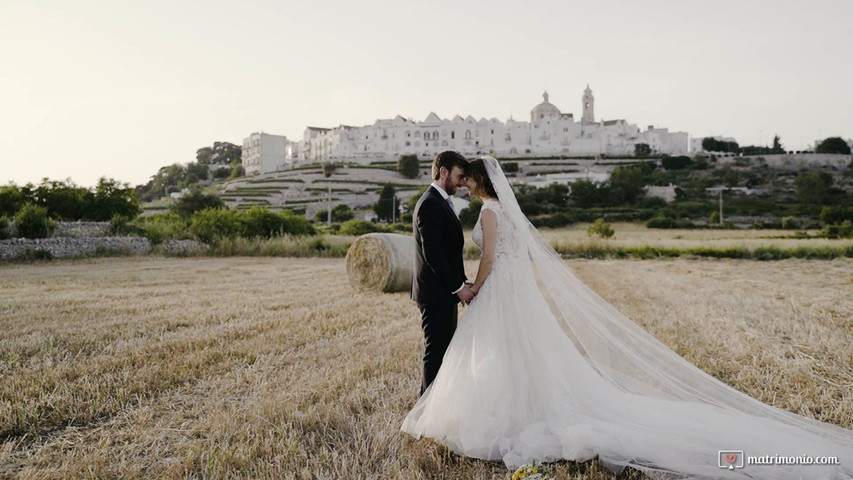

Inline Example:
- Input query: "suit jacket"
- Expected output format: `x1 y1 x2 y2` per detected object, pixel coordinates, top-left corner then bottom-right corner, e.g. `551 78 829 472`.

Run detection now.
411 186 467 305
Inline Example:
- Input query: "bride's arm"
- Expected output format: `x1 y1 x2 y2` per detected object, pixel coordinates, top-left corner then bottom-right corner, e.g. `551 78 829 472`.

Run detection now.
471 208 497 296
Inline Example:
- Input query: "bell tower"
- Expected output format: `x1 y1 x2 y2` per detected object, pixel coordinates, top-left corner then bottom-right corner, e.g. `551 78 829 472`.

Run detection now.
581 84 595 125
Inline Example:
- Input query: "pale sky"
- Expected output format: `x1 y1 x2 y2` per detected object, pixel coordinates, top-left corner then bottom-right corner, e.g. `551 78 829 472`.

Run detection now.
2 0 851 188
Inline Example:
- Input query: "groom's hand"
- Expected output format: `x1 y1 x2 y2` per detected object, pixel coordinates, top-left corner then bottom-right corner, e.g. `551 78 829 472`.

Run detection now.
456 285 475 304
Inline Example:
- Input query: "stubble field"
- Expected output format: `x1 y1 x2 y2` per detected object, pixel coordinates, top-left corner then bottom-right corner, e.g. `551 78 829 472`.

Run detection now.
1 256 852 479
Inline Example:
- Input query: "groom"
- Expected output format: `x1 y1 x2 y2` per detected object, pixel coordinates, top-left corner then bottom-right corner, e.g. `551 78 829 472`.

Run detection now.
412 150 474 395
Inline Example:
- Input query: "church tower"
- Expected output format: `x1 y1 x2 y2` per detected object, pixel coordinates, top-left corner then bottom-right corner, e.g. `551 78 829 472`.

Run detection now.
581 84 595 125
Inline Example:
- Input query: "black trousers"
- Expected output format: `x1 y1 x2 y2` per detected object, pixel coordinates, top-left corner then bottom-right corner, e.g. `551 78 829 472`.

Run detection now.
418 301 458 395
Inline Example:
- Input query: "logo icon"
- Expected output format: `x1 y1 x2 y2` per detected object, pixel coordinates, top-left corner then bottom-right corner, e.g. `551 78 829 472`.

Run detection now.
718 450 744 470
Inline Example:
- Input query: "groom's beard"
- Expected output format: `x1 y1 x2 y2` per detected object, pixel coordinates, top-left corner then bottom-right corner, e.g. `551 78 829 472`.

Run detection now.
441 179 457 196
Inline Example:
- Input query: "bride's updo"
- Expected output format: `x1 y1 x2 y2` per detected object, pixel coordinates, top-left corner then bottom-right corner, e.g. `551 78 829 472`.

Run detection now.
465 158 499 199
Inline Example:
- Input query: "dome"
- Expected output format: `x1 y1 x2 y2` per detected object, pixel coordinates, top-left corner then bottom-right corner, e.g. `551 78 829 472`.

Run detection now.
530 91 561 122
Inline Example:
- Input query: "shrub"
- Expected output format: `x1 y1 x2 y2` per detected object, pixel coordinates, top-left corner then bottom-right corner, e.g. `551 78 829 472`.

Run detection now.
15 204 54 239
339 219 382 236
587 218 614 239
135 212 191 244
661 156 692 170
458 198 483 228
397 155 420 179
331 204 354 223
240 206 287 238
781 216 800 230
169 186 225 217
646 216 680 229
821 220 853 239
191 208 243 243
532 212 576 228
277 210 314 236
0 215 9 239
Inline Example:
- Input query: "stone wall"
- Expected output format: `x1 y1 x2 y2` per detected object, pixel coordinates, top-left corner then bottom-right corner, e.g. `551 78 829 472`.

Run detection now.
0 238 209 260
53 222 112 238
718 153 852 169
0 237 151 260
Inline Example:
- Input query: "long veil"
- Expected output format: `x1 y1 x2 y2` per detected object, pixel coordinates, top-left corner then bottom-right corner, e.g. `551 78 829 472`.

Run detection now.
479 156 853 476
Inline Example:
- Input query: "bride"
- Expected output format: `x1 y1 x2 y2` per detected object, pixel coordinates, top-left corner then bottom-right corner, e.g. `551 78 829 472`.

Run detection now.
401 156 853 479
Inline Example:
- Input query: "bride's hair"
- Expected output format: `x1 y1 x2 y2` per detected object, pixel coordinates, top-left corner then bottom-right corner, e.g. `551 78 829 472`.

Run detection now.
465 158 499 199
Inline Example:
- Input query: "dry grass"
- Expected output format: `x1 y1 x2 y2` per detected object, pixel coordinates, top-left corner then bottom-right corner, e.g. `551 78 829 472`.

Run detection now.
0 257 851 479
539 222 853 250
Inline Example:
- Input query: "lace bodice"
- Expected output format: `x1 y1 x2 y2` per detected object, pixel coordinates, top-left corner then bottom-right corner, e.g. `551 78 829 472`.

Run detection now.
472 199 525 266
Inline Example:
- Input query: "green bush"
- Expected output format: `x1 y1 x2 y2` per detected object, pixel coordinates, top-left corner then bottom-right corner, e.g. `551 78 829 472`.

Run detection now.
339 219 382 236
135 212 191 244
821 220 853 239
0 215 9 239
532 212 576 228
15 204 54 239
277 210 315 236
169 186 225 217
587 218 614 238
240 206 287 238
646 216 679 229
191 208 243 243
314 209 328 223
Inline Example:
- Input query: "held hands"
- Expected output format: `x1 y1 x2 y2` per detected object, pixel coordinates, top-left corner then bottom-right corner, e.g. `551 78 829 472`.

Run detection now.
456 284 475 305
466 280 480 297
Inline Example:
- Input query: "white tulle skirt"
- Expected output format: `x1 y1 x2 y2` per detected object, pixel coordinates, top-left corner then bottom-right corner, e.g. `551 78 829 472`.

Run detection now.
401 260 853 479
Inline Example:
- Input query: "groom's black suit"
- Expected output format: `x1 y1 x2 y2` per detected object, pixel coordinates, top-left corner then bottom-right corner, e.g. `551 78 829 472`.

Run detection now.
412 185 467 395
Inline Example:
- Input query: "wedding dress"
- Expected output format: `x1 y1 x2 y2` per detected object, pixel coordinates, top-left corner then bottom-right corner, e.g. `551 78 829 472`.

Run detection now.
401 157 853 479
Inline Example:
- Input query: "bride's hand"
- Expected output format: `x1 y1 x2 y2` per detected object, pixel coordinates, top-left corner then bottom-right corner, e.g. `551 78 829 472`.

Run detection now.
470 284 480 296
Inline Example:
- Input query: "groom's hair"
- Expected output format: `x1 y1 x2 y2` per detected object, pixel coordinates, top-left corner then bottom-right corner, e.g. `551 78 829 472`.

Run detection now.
432 151 468 180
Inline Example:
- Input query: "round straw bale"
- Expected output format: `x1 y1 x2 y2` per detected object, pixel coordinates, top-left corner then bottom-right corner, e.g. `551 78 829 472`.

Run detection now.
346 233 414 293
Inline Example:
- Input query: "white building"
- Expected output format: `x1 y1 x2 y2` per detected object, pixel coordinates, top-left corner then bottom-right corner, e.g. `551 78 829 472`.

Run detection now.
242 132 289 175
295 87 689 165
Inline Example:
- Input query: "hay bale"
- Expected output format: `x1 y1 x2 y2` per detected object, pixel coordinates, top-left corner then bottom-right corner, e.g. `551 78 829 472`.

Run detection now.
346 233 414 293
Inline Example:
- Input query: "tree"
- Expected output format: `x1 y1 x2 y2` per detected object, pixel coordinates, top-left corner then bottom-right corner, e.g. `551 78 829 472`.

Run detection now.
229 163 245 179
314 209 328 223
815 137 852 154
196 141 242 166
0 185 26 217
323 162 337 178
634 143 652 158
458 197 483 228
702 138 739 153
185 162 209 182
608 164 650 204
31 179 91 220
169 185 225 217
331 204 354 222
90 177 141 221
795 172 833 206
397 154 420 179
373 184 399 222
771 135 785 154
569 179 602 208
502 162 519 173
661 156 692 170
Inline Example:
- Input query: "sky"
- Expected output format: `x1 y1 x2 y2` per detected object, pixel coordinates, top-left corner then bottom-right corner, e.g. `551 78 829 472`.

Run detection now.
2 0 851 188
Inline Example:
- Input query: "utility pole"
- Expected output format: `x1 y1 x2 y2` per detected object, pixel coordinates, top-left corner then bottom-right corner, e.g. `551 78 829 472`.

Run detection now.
719 188 724 225
327 185 331 226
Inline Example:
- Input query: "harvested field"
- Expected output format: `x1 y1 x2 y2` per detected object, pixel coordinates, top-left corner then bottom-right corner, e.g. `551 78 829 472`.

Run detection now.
1 257 851 479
